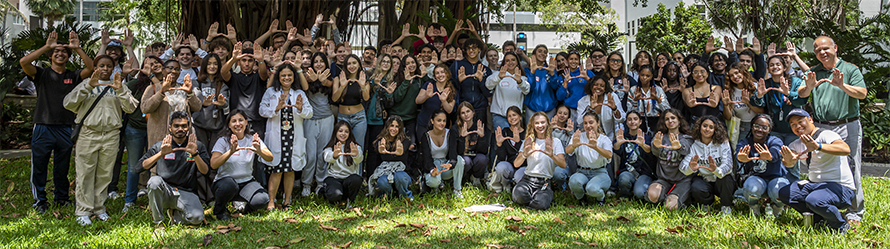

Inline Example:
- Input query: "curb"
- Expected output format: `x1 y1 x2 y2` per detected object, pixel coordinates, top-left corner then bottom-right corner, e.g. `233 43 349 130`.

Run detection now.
0 149 29 159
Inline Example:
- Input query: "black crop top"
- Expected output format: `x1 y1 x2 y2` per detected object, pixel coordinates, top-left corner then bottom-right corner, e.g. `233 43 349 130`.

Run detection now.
340 81 363 106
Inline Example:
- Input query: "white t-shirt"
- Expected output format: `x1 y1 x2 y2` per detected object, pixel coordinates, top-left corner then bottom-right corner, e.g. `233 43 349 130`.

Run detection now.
571 133 612 169
789 129 855 190
521 137 566 179
212 135 268 183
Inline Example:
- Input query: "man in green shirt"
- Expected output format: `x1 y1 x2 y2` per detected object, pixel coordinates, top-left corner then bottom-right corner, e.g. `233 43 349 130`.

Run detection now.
797 36 867 223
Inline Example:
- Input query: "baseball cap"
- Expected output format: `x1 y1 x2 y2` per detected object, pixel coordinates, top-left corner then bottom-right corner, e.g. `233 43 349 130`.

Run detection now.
108 40 123 48
786 108 810 120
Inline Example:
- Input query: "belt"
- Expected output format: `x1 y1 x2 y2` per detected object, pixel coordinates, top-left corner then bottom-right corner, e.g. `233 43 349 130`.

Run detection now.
815 117 859 125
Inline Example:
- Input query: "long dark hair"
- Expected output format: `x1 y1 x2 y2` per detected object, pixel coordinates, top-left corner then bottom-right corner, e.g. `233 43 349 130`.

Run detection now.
376 115 408 151
766 55 792 81
197 53 222 83
397 54 422 83
656 108 690 134
307 52 332 95
271 63 301 91
605 51 627 80
135 56 162 92
500 52 525 77
661 62 681 87
218 109 254 144
631 50 652 72
323 121 358 166
344 54 363 78
691 115 728 144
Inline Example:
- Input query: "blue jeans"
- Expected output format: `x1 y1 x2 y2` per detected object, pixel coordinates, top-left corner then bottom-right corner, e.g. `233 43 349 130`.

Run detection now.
741 175 790 205
376 171 412 198
553 167 569 190
124 126 147 203
492 114 510 130
30 124 73 202
568 168 611 201
339 111 367 149
771 131 800 182
617 171 652 200
779 181 854 230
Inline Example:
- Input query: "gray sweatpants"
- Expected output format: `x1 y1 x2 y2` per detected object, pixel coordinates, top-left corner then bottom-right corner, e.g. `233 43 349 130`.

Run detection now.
303 116 335 190
147 176 204 225
816 120 864 221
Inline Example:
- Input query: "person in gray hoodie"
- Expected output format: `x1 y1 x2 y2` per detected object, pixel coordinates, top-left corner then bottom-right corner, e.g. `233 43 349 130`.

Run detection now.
681 115 735 215
647 109 694 210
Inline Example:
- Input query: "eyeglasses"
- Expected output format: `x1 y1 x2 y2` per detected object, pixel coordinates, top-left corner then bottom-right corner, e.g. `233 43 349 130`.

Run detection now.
608 59 622 63
657 57 669 61
753 124 770 131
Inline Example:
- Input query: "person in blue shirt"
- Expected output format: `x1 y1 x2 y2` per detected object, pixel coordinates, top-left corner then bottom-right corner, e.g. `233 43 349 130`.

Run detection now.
524 45 561 121
735 114 788 217
555 50 594 120
449 38 492 124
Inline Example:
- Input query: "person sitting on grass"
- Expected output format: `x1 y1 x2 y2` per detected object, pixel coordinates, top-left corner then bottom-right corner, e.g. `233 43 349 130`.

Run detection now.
512 112 567 210
322 121 364 208
209 110 273 220
140 111 210 225
778 109 855 233
682 115 735 215
565 111 613 205
418 109 463 197
735 114 788 217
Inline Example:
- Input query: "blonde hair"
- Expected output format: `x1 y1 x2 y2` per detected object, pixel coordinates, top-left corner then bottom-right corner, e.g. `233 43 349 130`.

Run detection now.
526 111 553 140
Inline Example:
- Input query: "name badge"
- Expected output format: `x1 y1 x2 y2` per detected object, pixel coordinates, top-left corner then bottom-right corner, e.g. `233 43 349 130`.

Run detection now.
164 153 175 160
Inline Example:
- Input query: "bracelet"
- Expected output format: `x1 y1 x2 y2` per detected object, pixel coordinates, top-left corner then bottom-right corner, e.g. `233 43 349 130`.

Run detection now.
817 142 822 151
296 69 303 74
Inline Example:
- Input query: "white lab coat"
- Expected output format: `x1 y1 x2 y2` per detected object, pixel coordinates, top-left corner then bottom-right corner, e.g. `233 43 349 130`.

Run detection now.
259 87 313 170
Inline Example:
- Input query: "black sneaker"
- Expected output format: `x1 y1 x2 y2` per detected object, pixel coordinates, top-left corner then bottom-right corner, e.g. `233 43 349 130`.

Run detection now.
216 212 231 221
33 201 49 214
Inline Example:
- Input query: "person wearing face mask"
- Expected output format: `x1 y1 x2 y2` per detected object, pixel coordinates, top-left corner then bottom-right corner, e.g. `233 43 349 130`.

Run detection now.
20 30 94 214
450 38 493 124
64 55 139 226
139 111 210 226
681 115 735 215
734 114 788 217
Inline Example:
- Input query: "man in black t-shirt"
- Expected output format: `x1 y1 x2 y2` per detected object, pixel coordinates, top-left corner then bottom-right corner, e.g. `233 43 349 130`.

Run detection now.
19 30 94 214
221 41 269 139
139 111 210 225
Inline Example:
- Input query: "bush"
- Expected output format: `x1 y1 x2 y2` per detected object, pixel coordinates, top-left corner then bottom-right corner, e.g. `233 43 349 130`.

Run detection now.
0 102 32 149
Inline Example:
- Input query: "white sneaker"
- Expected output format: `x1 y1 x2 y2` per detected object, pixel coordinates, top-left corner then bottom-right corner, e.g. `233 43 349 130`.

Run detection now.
107 191 120 200
453 189 464 199
76 215 92 226
772 204 784 218
232 201 246 212
137 189 148 198
721 206 732 215
96 212 110 221
122 202 135 213
301 187 311 197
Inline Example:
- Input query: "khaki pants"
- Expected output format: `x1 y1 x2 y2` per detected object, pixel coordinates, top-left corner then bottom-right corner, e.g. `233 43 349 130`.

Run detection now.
74 127 119 216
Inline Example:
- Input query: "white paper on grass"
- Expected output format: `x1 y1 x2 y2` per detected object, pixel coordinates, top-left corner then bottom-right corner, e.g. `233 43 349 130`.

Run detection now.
463 203 507 212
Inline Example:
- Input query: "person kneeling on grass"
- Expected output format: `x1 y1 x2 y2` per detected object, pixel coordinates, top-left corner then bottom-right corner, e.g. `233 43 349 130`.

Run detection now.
735 114 789 217
512 112 567 210
140 111 210 225
778 109 855 233
565 111 613 205
322 121 364 208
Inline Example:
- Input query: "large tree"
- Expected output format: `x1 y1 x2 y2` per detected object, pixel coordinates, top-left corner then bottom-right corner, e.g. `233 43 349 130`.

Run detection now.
527 0 626 52
635 2 712 54
25 0 76 28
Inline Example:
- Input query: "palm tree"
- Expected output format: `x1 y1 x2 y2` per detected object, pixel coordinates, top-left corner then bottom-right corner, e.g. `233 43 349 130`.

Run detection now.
25 0 76 28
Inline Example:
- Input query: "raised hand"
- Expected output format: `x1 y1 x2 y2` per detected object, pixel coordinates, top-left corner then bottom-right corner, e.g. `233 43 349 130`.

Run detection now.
229 134 239 153
179 75 193 93
476 120 485 137
46 31 59 49
804 71 819 90
778 76 791 95
544 137 554 154
202 91 214 106
101 28 110 46
652 131 664 149
358 71 368 88
252 133 262 151
184 133 199 154
546 57 557 74
689 155 700 171
460 121 470 137
475 65 485 81
348 142 359 156
767 42 777 57
67 31 81 49
571 132 581 147
495 127 506 147
379 137 389 154
785 41 797 55
801 134 819 152
88 69 103 88
122 30 134 47
751 37 761 55
706 156 718 172
276 92 288 111
333 141 343 157
669 133 682 150
121 57 135 76
287 27 299 42
829 68 845 87
734 37 744 53
425 83 436 98
634 128 646 145
458 66 469 82
615 128 627 147
307 67 318 81
756 78 768 98
213 94 227 106
521 137 534 157
188 34 199 52
566 118 574 131
722 89 734 105
160 134 174 155
754 143 772 161
267 19 280 34
110 71 123 90
207 22 220 39
319 69 331 81
724 36 735 53
226 24 237 41
294 94 304 112
161 73 175 92
705 36 716 54
252 42 264 61
737 145 752 162
232 41 243 59
438 87 451 103
781 145 801 162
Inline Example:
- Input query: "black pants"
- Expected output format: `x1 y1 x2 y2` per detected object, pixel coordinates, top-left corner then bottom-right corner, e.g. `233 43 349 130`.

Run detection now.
211 177 269 215
30 124 73 202
364 124 384 178
323 175 363 204
689 175 736 207
512 176 553 210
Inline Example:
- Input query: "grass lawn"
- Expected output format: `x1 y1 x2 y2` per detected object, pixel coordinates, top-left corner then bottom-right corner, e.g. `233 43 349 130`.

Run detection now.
0 156 888 249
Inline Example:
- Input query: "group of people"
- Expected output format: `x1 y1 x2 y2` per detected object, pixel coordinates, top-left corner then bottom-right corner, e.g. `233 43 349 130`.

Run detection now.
23 15 866 233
